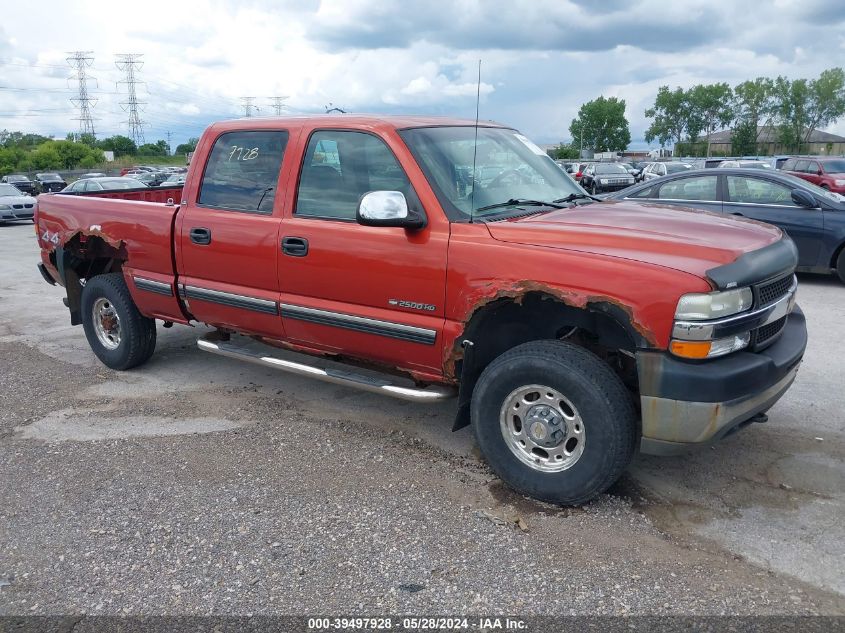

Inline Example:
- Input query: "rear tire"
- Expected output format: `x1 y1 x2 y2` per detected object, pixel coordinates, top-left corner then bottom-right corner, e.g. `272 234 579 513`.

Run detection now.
81 273 157 370
471 340 636 506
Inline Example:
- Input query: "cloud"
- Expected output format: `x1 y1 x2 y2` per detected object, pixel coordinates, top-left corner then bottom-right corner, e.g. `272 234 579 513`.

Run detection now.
0 0 842 147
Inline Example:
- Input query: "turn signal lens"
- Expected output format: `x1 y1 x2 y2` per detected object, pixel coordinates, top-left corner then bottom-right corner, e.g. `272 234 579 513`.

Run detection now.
671 332 751 359
670 340 712 359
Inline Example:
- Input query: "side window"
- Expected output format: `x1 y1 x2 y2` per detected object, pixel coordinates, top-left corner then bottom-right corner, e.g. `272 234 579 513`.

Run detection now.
198 130 289 214
295 130 412 220
727 177 793 205
657 176 717 201
629 185 655 198
782 159 796 171
794 160 809 173
805 161 820 174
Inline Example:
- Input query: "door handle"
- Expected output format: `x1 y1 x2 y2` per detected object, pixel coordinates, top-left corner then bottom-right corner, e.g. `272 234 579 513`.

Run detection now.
189 227 211 245
282 236 309 257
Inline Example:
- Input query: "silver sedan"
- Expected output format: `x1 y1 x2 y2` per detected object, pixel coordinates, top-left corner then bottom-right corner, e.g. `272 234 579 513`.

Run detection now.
0 183 36 223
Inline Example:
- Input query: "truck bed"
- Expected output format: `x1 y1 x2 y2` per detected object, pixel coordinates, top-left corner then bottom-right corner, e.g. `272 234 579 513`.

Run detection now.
56 185 183 204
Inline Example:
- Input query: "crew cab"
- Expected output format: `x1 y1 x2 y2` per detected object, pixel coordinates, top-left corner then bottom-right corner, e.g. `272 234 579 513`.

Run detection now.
34 115 807 505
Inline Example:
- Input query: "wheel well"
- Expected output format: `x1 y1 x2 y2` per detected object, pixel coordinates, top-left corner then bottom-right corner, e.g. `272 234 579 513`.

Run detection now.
52 234 127 325
460 292 638 372
450 292 642 431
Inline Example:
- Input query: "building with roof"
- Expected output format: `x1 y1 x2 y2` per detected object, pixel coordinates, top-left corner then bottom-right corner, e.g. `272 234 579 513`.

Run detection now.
704 126 845 155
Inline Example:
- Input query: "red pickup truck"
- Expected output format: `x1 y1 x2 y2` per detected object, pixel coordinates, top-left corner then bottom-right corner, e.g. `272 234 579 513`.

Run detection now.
34 115 806 504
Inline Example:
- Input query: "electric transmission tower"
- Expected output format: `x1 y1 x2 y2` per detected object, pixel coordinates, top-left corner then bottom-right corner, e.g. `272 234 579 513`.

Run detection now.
115 53 147 145
269 96 288 115
240 97 257 117
66 51 97 138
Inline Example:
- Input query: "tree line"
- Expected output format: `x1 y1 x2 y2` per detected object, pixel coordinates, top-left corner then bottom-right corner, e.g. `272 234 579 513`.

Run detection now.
0 131 200 175
645 67 845 156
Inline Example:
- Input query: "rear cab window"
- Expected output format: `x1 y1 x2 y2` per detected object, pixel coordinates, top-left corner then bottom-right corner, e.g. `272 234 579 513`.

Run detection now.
198 130 289 214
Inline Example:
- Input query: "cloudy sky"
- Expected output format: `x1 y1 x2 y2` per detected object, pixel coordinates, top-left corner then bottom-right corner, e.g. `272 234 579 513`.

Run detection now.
1 0 844 149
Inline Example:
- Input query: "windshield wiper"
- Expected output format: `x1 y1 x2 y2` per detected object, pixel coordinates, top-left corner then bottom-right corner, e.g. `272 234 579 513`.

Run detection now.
475 198 567 213
553 192 603 203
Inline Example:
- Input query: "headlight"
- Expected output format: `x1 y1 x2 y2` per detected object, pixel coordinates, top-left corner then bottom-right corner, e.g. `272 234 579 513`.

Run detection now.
670 332 751 359
675 287 753 321
835 179 845 186
0 204 10 210
599 179 608 184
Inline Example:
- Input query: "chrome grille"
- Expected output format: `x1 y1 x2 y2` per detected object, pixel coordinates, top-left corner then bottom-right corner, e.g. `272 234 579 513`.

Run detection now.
757 275 793 307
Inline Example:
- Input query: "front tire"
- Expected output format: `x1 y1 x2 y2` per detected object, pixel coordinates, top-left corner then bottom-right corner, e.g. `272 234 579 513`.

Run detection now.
837 249 845 284
81 273 157 370
471 340 636 505
591 182 598 195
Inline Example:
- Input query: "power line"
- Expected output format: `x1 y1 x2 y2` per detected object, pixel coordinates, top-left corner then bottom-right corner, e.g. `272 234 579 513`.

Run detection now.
269 96 288 115
115 53 147 145
66 51 97 138
239 96 256 117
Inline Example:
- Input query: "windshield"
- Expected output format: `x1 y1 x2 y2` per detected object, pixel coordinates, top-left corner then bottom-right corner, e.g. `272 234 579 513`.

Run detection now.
38 173 62 180
739 161 771 169
665 163 692 173
0 184 23 196
399 126 582 220
7 175 27 181
822 160 845 173
595 164 628 174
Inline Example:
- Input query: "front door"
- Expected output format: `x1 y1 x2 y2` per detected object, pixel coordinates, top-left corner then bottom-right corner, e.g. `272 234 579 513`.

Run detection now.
723 174 823 268
278 128 449 376
178 128 292 337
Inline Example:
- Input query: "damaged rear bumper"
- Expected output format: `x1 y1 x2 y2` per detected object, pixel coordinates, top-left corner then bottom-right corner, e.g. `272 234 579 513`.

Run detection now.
637 306 807 455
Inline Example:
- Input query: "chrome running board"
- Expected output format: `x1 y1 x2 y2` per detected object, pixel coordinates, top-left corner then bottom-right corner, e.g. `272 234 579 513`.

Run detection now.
197 336 455 403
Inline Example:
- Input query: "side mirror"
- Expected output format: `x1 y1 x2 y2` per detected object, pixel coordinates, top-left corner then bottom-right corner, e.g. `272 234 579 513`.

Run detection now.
356 191 426 229
817 169 823 176
791 189 817 208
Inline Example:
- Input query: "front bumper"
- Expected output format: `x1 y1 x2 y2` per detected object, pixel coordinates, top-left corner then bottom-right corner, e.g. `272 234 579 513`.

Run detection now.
637 305 807 455
0 208 35 221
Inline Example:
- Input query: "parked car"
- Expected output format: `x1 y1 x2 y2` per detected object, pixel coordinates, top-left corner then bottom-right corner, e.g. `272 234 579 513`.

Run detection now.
2 174 36 195
127 171 166 186
771 156 792 170
62 177 149 193
608 167 845 281
701 158 727 169
641 162 693 181
77 173 107 179
580 163 635 194
0 182 36 223
34 114 807 506
718 160 773 170
632 161 652 182
781 157 845 193
34 173 67 193
160 173 186 186
120 165 156 176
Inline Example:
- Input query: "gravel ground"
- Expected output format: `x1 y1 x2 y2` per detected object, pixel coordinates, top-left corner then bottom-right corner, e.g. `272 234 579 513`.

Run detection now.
0 222 843 617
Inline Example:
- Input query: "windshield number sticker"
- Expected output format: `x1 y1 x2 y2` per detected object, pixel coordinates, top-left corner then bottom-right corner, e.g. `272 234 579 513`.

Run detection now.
513 133 546 156
228 146 259 161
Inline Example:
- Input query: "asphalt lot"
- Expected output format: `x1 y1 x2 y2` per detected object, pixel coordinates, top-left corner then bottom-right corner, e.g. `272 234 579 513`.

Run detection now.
0 220 843 616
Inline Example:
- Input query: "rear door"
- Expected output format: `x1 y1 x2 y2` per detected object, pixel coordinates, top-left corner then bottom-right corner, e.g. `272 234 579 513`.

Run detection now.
277 127 449 376
723 174 823 267
177 128 293 338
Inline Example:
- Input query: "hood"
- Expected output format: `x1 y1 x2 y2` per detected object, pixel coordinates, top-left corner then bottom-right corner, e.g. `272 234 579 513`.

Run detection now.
0 194 35 205
485 199 783 281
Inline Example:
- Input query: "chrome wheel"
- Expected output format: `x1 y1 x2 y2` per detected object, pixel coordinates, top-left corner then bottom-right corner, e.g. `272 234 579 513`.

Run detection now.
499 384 585 473
92 297 121 350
